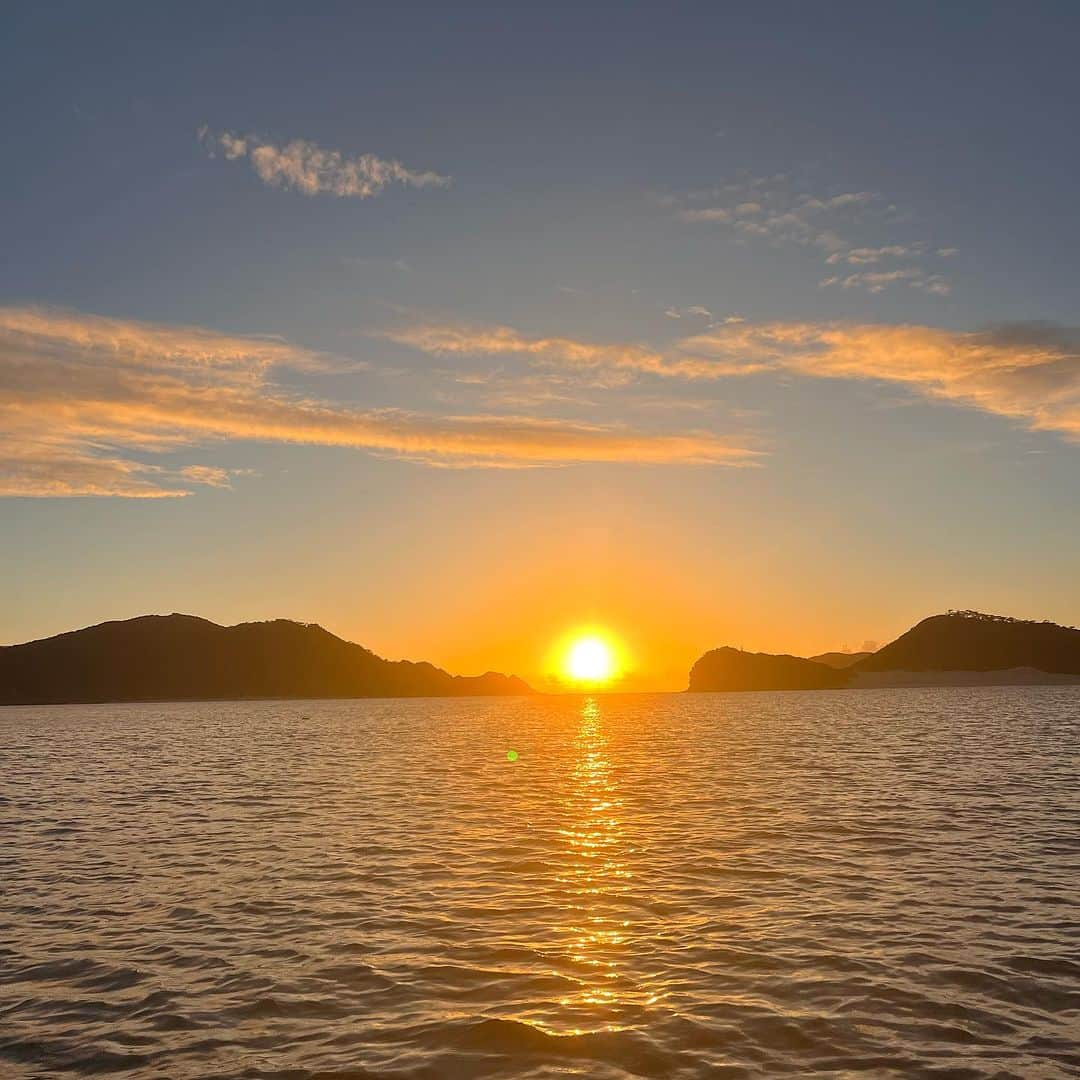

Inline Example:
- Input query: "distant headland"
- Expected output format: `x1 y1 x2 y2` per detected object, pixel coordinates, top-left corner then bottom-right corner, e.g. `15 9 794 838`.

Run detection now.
0 615 532 705
689 611 1080 692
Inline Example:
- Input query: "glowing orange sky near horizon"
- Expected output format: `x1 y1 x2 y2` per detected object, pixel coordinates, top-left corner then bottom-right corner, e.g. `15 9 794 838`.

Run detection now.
7 453 1062 693
326 487 903 692
322 499 894 693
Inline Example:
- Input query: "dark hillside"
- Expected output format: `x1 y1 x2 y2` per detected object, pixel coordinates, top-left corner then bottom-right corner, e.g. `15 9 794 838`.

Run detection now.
854 612 1080 675
688 647 848 692
0 614 531 705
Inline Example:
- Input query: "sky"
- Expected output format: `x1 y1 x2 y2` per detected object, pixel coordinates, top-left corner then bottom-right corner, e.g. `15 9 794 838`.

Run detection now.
3 2 1080 689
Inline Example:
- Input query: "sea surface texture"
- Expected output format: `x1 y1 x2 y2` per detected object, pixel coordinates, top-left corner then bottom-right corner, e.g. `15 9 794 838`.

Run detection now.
1 689 1078 1078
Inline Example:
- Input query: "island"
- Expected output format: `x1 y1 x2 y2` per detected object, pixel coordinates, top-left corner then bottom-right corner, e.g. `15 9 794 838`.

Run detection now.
688 611 1080 692
688 647 848 692
0 614 532 705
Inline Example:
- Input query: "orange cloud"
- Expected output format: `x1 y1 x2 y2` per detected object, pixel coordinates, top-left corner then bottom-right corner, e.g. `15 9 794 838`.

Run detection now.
682 321 1080 435
382 322 769 379
0 307 757 497
389 316 1080 440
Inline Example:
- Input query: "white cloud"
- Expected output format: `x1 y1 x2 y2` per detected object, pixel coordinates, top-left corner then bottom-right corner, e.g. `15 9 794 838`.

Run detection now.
825 245 920 265
199 128 450 198
680 183 880 251
820 269 951 295
679 207 733 223
674 177 953 293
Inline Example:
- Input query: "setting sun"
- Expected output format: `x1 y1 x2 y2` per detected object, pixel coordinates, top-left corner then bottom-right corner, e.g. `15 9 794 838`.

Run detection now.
567 637 614 681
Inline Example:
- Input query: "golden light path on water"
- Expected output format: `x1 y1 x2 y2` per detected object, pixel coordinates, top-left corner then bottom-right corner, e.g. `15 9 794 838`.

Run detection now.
549 696 658 1034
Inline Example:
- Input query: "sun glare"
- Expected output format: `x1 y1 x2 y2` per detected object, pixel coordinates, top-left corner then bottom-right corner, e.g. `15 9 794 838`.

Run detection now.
563 634 617 684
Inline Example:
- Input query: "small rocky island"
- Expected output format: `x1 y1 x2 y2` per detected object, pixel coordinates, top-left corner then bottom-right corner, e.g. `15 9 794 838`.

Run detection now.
689 647 849 692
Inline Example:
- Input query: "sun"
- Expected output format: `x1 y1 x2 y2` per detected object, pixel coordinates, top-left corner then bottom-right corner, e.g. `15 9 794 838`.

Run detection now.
547 626 628 688
563 634 617 684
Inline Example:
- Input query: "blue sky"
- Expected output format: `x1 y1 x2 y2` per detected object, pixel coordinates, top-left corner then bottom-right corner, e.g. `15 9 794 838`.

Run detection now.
3 2 1079 685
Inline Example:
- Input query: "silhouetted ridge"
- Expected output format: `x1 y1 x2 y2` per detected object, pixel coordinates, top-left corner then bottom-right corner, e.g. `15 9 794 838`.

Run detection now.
0 614 532 705
688 647 847 692
854 611 1080 675
688 610 1080 691
809 651 873 669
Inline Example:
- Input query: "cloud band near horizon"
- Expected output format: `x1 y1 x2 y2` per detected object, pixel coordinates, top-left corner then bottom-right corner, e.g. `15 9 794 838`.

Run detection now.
0 307 757 497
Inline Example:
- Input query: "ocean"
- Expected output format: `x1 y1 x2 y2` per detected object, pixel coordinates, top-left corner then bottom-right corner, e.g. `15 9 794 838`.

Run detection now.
1 688 1077 1078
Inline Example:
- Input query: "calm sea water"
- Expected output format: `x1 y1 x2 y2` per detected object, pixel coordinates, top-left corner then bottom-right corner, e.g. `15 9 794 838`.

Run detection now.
1 688 1078 1079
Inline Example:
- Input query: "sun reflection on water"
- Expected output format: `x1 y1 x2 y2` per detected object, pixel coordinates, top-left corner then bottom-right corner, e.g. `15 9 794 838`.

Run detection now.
547 696 655 1034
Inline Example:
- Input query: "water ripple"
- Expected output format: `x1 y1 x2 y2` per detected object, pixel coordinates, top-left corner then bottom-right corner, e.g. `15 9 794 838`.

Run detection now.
1 688 1078 1077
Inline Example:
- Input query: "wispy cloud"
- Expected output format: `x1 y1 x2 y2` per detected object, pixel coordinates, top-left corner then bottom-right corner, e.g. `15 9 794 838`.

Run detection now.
199 128 450 198
677 184 875 253
680 320 1080 437
0 307 756 497
674 177 955 293
381 322 769 379
386 321 767 379
388 314 1080 441
825 245 921 265
820 268 951 295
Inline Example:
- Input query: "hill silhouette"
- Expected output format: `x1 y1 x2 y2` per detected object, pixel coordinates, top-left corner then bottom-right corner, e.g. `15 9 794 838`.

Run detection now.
690 611 1080 691
688 647 848 692
0 614 532 705
853 611 1080 675
809 651 873 669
